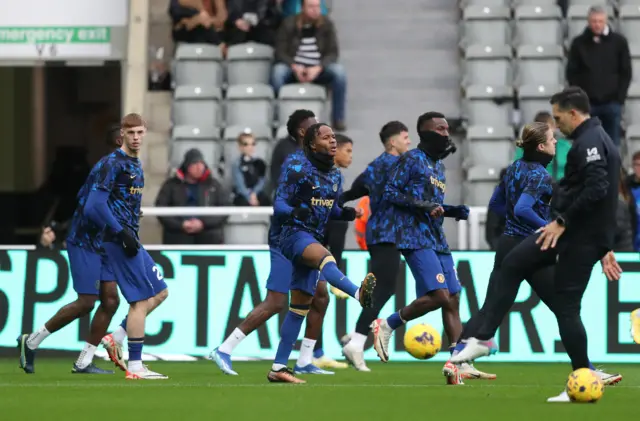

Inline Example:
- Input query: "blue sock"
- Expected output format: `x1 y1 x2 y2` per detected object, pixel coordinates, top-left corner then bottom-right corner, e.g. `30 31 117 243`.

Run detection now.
386 311 405 330
274 305 308 366
454 342 466 354
588 361 596 370
120 316 127 330
128 337 144 362
320 259 358 298
313 348 324 359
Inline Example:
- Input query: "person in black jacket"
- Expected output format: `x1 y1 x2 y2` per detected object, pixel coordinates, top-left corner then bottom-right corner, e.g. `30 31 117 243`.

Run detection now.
451 87 624 401
484 168 507 250
155 148 229 245
566 5 631 146
615 168 635 252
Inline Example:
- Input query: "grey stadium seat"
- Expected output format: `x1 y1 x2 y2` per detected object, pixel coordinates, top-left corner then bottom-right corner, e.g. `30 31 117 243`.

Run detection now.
172 85 222 127
170 125 221 169
517 84 563 125
462 45 513 87
625 84 640 126
276 125 289 141
464 85 514 127
173 43 223 88
460 0 510 6
464 125 514 169
226 43 274 86
625 124 640 156
224 215 270 244
222 125 274 179
621 0 640 5
464 165 502 206
277 84 326 126
514 5 563 47
567 5 615 43
225 84 275 127
631 44 640 82
516 44 564 86
461 6 511 48
619 5 640 45
513 0 558 5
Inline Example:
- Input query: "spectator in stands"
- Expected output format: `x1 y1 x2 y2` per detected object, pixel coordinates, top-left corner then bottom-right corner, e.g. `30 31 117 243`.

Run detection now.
626 151 640 251
281 0 328 17
270 109 317 187
615 168 635 252
225 0 281 46
232 132 270 206
515 111 571 181
155 148 229 245
566 5 631 147
272 0 347 130
485 167 507 251
37 221 68 250
169 0 227 45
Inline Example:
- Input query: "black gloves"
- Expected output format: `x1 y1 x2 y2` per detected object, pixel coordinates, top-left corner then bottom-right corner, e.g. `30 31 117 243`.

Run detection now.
449 205 470 221
292 207 311 221
118 230 140 257
340 206 357 221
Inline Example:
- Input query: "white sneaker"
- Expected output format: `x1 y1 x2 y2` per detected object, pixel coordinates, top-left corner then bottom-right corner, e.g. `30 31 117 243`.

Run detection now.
313 355 348 370
459 362 497 380
547 389 570 403
595 369 622 386
371 319 392 363
342 342 371 372
126 365 168 380
449 338 491 363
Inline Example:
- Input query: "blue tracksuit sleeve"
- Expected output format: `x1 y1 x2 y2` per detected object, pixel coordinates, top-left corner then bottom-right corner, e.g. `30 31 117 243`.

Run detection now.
84 189 124 234
514 193 547 230
384 157 438 210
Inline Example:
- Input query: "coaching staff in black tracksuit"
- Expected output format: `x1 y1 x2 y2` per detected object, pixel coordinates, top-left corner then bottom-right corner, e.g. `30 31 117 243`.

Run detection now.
451 87 622 385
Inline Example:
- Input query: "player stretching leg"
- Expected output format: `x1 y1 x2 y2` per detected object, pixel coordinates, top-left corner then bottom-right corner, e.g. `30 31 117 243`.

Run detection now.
268 123 376 384
451 88 623 400
17 128 125 375
211 110 336 376
337 121 411 372
85 113 169 380
300 134 354 372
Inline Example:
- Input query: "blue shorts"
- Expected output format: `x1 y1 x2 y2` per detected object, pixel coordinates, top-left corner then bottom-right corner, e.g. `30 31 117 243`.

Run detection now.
67 244 115 295
103 243 168 303
265 247 293 294
402 249 462 297
280 231 322 296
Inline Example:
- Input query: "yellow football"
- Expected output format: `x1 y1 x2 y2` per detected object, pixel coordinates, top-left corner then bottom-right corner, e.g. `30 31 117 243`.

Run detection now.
566 368 604 403
403 323 441 360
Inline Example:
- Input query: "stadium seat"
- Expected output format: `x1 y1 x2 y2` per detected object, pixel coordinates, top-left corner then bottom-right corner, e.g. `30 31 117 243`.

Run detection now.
223 214 270 244
276 125 289 141
460 6 511 48
625 124 640 155
625 84 640 126
462 44 513 87
463 125 514 169
514 5 563 47
226 43 274 86
517 84 563 125
172 85 222 128
567 5 615 43
170 125 221 170
620 0 640 5
224 84 275 127
567 0 609 5
460 0 510 7
619 5 640 45
221 125 274 180
515 44 564 86
464 165 502 206
464 84 514 127
513 0 558 5
173 43 224 88
277 84 326 127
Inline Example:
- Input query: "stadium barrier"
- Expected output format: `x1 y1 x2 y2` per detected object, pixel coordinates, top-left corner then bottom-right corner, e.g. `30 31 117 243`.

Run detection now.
0 249 639 362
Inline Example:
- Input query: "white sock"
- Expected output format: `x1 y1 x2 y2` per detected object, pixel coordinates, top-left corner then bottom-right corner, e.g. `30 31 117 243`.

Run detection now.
112 326 127 345
218 328 246 355
75 343 97 369
350 332 367 351
128 360 143 372
272 363 287 371
26 326 50 350
297 338 316 367
354 288 360 301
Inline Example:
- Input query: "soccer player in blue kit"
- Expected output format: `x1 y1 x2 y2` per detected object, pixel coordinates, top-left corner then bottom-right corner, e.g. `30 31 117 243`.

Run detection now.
17 127 124 375
267 123 376 384
370 112 493 382
84 113 169 380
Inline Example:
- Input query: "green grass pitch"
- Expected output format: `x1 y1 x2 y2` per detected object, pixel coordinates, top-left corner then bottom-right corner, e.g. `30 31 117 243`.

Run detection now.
0 359 637 420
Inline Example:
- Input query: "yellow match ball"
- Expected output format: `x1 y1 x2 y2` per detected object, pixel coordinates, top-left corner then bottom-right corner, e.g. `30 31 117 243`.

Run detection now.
566 368 604 403
403 323 441 360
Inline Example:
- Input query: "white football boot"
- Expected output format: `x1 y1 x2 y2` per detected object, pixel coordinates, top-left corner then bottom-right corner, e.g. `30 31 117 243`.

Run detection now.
371 319 392 363
342 341 371 372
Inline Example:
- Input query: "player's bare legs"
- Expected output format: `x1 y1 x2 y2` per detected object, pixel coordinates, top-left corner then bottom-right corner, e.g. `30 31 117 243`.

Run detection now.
300 243 375 308
268 289 314 384
124 297 168 380
295 281 334 374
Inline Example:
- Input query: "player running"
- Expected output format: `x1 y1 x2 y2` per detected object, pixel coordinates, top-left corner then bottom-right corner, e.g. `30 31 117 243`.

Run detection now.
84 113 169 380
268 123 376 384
337 121 411 372
450 87 623 401
17 127 124 375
